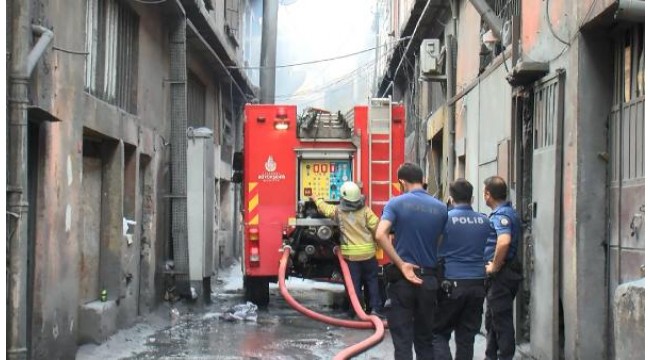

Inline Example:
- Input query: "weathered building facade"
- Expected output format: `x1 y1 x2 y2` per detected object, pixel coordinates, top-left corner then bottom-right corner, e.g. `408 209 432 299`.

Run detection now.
375 0 644 358
7 0 260 358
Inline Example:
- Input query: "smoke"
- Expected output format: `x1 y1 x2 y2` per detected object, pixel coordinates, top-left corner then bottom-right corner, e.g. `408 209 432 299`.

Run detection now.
275 0 378 113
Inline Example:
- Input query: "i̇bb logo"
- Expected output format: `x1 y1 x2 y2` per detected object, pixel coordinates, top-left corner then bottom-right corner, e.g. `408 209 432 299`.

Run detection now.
264 156 277 172
258 155 285 182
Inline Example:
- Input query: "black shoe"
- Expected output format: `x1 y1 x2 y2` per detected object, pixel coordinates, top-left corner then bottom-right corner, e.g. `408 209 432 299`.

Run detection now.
370 309 386 320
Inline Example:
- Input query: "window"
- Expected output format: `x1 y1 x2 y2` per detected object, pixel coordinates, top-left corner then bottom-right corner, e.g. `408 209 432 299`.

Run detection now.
479 0 520 74
85 0 139 114
187 72 207 128
615 25 645 104
224 0 240 47
611 24 645 182
533 76 562 150
220 84 235 162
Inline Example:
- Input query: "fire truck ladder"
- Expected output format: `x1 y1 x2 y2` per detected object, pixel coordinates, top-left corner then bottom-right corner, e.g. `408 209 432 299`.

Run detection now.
368 97 393 212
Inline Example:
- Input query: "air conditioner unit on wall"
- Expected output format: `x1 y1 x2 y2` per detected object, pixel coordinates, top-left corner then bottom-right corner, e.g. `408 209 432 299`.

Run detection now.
420 39 441 76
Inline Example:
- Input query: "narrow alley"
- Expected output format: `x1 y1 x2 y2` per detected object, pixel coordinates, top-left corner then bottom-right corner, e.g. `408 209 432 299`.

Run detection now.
4 0 645 359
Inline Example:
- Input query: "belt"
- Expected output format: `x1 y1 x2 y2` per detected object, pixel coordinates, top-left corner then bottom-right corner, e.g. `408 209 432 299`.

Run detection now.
415 267 436 276
446 278 484 287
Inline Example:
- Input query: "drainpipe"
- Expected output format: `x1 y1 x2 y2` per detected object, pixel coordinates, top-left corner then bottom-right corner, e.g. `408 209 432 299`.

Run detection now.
260 0 278 104
445 1 458 194
8 0 53 356
468 0 503 40
616 0 645 22
169 17 190 295
7 1 31 357
27 26 54 76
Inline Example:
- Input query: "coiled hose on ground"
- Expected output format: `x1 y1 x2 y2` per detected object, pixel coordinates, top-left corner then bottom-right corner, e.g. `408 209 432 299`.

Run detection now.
277 246 386 359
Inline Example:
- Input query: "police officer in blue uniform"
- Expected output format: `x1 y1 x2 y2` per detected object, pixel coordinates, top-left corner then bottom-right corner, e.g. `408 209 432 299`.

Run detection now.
432 179 493 360
375 163 448 360
482 176 522 360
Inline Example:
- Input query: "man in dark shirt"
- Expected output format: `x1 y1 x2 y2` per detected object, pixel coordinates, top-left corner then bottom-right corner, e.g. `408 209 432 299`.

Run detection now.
432 179 493 360
483 176 522 360
375 163 448 360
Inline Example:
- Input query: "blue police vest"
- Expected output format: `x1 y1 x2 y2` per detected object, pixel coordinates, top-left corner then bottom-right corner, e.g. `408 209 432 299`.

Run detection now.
439 204 493 279
484 202 520 263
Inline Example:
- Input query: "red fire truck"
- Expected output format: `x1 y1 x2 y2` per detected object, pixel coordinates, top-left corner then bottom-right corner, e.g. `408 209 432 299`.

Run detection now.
239 99 405 306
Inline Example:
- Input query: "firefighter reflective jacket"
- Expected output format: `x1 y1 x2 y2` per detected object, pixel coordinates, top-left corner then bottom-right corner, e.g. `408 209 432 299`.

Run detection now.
315 199 379 261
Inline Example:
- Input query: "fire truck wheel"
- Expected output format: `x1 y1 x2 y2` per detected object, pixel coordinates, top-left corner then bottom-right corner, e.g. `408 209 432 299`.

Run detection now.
244 276 270 307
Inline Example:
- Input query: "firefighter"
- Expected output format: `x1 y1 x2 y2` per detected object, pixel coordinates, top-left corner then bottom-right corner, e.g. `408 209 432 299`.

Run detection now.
432 179 493 360
375 162 448 360
483 176 523 360
310 181 384 318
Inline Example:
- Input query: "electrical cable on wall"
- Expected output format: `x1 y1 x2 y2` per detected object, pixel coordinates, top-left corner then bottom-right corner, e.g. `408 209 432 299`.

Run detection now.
53 46 89 55
545 0 571 46
523 0 598 63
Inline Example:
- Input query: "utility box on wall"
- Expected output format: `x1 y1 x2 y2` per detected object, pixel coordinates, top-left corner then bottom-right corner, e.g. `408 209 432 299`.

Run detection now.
420 39 441 76
187 127 215 282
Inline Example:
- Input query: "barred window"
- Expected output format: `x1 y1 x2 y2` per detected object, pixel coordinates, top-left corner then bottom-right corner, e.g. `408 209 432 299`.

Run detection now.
479 0 519 74
85 0 139 114
220 85 234 162
187 72 207 128
611 24 645 182
614 25 645 104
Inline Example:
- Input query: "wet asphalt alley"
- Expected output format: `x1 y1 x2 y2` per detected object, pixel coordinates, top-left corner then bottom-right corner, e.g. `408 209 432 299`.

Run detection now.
76 263 488 359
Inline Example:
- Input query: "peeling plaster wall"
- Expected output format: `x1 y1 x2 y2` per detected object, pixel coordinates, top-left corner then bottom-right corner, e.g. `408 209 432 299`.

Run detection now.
28 2 172 358
521 1 610 359
450 0 511 214
455 0 481 91
186 48 240 271
522 1 581 358
447 0 611 358
456 64 511 215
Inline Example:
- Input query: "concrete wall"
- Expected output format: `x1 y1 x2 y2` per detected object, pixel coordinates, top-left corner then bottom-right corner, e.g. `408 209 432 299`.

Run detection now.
520 2 582 359
574 28 613 360
455 0 481 91
520 0 615 358
15 0 259 355
186 46 240 270
449 0 615 358
374 0 640 359
457 64 511 214
614 279 645 359
27 2 172 357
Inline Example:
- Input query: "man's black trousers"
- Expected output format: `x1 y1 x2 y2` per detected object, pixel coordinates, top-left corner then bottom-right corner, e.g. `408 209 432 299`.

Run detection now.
385 274 438 360
432 280 485 360
485 266 522 360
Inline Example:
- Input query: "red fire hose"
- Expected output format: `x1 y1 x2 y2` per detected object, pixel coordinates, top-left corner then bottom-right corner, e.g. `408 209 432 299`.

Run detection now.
277 246 386 359
332 247 385 360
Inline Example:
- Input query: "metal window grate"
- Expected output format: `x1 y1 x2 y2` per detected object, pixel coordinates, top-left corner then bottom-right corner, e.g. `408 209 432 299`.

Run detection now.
187 72 207 128
611 94 645 182
611 24 645 182
493 0 521 20
85 0 139 114
533 78 560 150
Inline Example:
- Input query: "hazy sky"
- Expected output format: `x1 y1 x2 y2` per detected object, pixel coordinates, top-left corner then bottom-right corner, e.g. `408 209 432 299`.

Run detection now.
275 0 377 112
